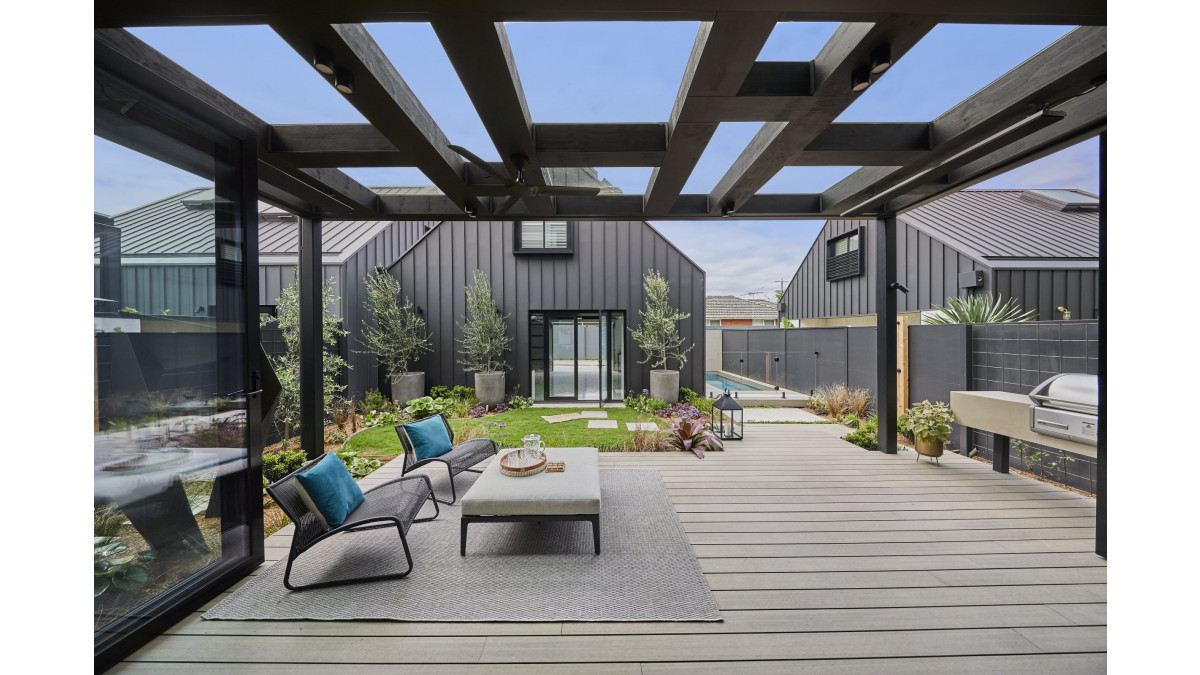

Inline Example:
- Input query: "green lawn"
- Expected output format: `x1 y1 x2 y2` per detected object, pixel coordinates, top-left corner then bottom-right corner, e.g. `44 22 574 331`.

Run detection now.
343 407 668 455
342 425 406 456
451 407 667 451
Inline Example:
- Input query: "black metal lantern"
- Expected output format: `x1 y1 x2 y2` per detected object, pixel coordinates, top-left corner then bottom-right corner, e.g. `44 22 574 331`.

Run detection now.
711 391 743 441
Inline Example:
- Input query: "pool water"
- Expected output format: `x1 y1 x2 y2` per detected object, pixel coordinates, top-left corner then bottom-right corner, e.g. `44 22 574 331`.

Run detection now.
705 373 769 391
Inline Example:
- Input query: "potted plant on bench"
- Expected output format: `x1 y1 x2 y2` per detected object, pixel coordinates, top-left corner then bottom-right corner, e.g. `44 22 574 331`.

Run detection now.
631 269 693 404
904 400 954 464
458 270 512 407
359 269 433 405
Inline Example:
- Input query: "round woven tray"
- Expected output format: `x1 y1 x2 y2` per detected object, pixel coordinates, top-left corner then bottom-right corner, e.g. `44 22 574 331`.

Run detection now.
499 450 547 477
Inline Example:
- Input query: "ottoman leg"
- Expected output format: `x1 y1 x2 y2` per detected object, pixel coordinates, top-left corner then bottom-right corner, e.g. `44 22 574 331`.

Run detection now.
591 514 600 554
460 519 468 556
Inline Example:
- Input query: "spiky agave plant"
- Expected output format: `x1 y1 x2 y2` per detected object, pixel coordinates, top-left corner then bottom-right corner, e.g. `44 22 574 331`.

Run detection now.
924 292 1036 324
659 418 724 459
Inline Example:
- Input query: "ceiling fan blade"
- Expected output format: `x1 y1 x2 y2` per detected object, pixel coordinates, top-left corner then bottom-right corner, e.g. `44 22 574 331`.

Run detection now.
448 144 513 185
536 185 603 197
493 195 522 216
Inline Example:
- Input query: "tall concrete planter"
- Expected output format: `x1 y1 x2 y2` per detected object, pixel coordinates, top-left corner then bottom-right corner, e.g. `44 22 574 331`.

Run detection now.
391 372 425 406
650 369 680 404
474 371 505 406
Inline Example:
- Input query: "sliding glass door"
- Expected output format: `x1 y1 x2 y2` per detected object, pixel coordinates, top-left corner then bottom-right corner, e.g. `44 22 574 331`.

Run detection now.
95 54 263 670
530 311 625 402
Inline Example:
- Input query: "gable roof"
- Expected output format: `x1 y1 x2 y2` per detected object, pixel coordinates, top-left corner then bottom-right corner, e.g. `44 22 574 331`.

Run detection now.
900 189 1099 269
706 295 778 319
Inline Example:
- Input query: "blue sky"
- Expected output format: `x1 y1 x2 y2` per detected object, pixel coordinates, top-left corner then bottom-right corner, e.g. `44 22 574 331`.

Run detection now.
96 22 1098 296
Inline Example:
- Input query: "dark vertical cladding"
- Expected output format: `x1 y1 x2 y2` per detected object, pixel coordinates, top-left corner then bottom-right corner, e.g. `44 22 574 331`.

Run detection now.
388 220 705 396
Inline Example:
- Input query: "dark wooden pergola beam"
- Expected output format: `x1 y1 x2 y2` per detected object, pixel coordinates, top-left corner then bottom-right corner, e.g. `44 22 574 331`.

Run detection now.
535 124 668 166
268 124 412 167
430 16 553 215
270 21 480 215
96 28 380 218
708 18 936 216
789 122 931 166
96 1 1108 29
887 84 1106 214
822 26 1107 217
644 14 779 216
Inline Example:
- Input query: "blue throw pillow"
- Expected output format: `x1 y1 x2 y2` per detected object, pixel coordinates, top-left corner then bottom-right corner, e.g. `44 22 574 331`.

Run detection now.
294 453 365 530
402 416 454 463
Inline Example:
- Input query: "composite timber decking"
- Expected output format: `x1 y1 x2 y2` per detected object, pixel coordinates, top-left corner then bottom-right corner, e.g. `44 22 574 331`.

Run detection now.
112 424 1106 673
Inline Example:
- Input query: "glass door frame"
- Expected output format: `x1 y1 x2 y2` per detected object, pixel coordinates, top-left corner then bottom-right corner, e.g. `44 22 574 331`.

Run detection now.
95 43 265 671
529 310 626 403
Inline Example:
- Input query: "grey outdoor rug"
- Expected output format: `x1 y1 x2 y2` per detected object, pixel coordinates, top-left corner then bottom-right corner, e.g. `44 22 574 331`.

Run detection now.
204 468 721 622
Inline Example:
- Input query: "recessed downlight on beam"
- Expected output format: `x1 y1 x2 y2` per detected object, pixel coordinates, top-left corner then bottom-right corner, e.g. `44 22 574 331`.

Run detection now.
851 67 871 93
312 45 335 75
721 201 735 217
334 68 354 95
869 44 892 75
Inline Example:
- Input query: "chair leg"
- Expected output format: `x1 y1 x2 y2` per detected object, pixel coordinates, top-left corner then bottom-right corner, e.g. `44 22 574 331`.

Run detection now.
281 520 415 591
413 477 441 523
429 462 458 505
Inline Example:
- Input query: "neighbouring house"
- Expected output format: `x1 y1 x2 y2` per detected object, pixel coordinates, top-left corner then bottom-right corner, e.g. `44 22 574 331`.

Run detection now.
95 187 432 400
778 189 1100 327
388 174 705 402
705 295 780 327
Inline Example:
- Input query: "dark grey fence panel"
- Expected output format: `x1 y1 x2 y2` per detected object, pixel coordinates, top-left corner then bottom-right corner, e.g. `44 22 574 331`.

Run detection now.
846 327 877 395
745 329 786 386
909 323 971 451
722 330 749 376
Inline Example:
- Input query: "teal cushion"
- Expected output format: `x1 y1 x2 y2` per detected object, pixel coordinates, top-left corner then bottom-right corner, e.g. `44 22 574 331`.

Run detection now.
294 453 364 530
403 416 454 463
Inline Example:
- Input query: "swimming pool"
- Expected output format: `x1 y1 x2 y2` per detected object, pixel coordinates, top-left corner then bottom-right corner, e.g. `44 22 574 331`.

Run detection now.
705 373 769 391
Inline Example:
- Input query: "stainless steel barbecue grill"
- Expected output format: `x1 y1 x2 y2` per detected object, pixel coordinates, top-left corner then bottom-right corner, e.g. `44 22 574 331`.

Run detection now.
1028 373 1099 446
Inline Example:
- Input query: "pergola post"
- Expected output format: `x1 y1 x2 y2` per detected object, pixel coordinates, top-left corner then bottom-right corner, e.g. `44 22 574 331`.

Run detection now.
876 217 898 454
1096 132 1106 557
299 216 324 460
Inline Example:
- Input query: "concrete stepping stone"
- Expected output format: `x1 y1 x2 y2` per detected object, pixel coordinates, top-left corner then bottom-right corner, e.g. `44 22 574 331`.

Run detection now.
626 422 660 431
541 413 584 424
580 411 608 418
587 420 618 429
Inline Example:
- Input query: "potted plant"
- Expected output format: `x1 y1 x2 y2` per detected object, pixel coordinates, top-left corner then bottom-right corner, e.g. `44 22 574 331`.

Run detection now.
903 400 954 462
458 270 511 406
630 269 693 404
358 270 433 405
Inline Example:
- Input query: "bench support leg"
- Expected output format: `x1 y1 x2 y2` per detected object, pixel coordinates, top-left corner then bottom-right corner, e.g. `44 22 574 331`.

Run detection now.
993 434 1010 473
590 514 600 554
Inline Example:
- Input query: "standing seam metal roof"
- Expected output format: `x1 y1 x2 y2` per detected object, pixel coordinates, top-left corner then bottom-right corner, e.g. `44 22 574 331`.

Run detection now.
900 189 1099 263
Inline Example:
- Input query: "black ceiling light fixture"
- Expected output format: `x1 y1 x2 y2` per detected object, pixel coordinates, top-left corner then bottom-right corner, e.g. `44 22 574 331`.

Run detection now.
334 68 354 94
721 200 735 217
463 203 477 218
869 44 892 75
851 66 871 93
311 45 335 75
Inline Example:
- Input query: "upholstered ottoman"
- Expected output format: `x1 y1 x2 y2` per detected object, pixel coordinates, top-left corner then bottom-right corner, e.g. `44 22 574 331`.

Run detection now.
460 447 601 555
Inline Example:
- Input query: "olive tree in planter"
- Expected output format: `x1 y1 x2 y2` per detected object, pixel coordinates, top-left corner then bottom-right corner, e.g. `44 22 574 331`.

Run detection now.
457 270 511 406
358 270 432 405
630 269 693 404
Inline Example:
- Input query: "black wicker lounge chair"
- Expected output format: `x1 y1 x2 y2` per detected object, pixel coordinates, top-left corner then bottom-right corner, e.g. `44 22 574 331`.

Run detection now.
266 458 439 591
394 413 498 505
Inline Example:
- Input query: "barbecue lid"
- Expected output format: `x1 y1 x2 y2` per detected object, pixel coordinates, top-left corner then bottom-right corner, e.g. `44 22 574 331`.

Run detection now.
1028 373 1098 414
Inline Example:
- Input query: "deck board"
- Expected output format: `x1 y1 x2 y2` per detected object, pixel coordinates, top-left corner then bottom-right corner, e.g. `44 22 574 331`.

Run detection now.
116 424 1105 671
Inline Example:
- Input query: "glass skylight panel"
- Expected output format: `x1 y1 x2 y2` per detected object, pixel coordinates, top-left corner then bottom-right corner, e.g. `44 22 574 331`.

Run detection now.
366 23 499 160
683 122 763 194
759 166 861 194
756 22 842 61
505 22 697 122
128 26 366 124
835 24 1075 123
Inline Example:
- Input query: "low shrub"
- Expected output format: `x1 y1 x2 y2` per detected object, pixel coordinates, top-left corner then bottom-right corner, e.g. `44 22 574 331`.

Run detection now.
468 402 509 417
404 396 443 420
680 387 714 413
325 428 348 445
263 449 308 485
624 390 667 415
625 427 664 452
659 418 723 458
656 402 705 421
449 385 477 403
337 450 382 478
94 505 125 537
815 383 873 419
364 408 407 428
897 411 915 443
843 414 879 451
362 388 389 412
429 385 451 399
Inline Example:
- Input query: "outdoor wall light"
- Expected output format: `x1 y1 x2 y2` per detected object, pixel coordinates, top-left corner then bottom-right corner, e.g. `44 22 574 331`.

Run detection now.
869 44 892 75
334 68 354 94
312 45 335 75
851 66 871 93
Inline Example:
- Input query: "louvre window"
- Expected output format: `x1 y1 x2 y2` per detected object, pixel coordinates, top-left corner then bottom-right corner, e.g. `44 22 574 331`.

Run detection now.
825 229 863 281
516 221 573 254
